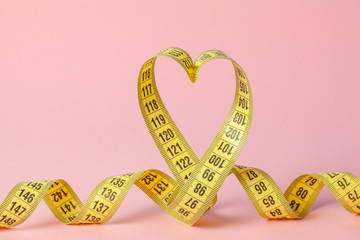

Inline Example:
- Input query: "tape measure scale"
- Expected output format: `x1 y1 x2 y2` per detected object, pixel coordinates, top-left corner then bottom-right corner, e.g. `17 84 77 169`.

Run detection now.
0 47 359 229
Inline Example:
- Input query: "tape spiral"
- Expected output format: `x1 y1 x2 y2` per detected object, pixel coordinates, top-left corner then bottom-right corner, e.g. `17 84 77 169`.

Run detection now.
0 47 359 228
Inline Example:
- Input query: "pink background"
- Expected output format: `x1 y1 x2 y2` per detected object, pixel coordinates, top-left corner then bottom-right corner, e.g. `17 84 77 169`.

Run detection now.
1 0 359 239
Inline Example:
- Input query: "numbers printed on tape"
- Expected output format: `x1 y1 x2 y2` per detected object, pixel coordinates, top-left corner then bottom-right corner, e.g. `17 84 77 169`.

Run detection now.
0 47 359 228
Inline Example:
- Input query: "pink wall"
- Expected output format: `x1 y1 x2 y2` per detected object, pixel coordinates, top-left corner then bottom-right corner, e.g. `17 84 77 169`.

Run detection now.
0 0 359 239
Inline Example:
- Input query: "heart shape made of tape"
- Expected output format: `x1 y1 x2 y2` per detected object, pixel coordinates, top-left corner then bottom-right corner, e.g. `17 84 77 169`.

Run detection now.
137 47 253 224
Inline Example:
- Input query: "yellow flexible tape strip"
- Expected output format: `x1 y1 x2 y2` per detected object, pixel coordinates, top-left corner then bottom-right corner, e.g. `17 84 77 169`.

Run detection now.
1 48 359 228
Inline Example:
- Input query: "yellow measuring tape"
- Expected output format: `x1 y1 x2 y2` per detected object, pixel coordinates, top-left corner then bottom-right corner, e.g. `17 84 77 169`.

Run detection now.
1 47 359 228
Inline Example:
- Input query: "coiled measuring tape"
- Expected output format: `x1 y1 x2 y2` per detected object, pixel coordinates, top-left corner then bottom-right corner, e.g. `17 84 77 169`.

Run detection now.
0 47 359 229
